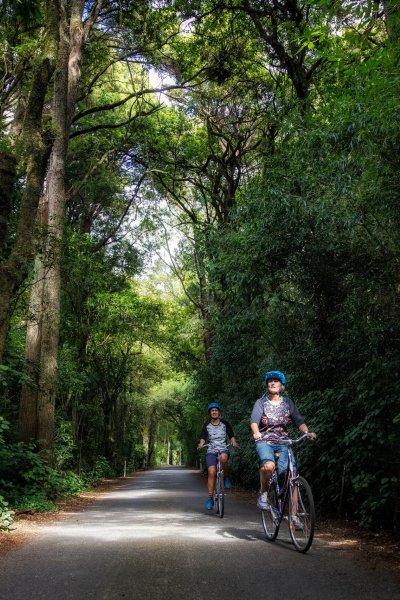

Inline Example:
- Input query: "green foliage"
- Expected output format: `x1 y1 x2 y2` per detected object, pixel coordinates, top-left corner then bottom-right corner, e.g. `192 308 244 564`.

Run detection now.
0 495 14 531
166 5 400 530
0 417 111 513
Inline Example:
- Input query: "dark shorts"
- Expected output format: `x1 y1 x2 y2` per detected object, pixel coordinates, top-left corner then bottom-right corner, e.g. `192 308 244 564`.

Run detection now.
206 451 229 468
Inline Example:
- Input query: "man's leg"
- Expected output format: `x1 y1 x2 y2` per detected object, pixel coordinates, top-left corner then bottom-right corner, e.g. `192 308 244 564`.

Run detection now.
205 452 218 508
219 452 232 487
207 465 217 497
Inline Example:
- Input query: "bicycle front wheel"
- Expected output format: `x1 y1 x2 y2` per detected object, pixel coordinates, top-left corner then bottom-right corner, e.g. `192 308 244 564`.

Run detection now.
288 476 315 553
261 485 279 541
216 474 224 518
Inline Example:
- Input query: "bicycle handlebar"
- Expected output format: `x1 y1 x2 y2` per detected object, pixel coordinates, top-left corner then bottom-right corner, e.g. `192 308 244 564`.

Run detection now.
258 431 314 445
197 442 238 452
279 433 313 445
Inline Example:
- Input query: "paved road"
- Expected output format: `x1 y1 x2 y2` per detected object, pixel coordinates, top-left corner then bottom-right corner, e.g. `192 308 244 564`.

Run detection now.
1 467 399 600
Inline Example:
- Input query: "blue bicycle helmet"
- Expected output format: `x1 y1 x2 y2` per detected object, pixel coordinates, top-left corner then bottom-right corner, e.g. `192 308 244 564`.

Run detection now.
263 370 287 385
207 402 221 411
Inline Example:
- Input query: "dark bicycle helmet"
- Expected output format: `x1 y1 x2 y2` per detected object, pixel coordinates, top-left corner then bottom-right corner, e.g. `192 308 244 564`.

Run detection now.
263 370 287 385
207 402 221 411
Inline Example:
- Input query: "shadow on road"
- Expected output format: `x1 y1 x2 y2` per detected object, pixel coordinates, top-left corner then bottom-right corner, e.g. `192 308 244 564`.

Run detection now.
215 526 266 542
215 525 304 554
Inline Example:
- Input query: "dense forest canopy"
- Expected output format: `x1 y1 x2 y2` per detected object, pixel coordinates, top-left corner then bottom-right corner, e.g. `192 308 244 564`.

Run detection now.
0 0 399 532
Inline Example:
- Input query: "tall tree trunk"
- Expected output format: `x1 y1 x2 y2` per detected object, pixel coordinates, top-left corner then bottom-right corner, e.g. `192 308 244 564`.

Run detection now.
32 0 103 456
18 256 45 442
146 408 158 468
0 0 60 362
17 0 102 455
19 195 48 442
36 1 71 456
167 438 171 465
0 54 54 362
0 151 16 257
195 243 213 362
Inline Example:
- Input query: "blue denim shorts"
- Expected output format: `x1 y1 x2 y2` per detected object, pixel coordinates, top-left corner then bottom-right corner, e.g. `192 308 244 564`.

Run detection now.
255 441 289 474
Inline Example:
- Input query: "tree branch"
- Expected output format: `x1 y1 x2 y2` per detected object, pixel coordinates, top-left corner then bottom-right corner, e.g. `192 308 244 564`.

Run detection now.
69 105 162 139
72 68 208 123
92 172 146 251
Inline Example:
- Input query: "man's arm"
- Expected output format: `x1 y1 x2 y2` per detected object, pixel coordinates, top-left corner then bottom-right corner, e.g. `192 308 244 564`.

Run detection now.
223 420 240 448
197 423 208 449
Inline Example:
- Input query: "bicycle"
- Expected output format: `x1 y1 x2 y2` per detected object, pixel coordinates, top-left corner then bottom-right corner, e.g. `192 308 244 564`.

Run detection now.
258 433 315 553
199 444 232 518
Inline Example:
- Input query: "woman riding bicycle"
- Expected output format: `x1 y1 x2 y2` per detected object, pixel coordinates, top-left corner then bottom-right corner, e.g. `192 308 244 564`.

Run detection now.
250 370 316 511
198 402 239 510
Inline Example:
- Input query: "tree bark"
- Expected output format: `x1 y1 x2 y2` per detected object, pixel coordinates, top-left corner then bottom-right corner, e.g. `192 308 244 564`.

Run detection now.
19 194 48 442
146 408 158 468
18 255 46 442
0 53 54 362
36 1 70 456
0 151 16 257
35 0 102 455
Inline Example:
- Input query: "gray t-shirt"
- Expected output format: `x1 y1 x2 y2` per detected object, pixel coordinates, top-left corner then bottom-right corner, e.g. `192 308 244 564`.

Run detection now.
200 419 235 454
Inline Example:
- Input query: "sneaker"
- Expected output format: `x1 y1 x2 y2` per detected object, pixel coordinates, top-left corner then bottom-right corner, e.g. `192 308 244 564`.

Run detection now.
257 491 270 511
290 515 304 530
205 498 214 510
224 477 233 489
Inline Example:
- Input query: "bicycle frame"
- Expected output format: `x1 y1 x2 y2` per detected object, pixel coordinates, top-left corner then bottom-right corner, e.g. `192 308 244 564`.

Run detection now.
201 444 230 518
259 433 316 553
268 444 298 524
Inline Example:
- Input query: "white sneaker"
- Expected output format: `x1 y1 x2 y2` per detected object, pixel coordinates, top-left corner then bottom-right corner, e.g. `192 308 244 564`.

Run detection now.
257 491 270 511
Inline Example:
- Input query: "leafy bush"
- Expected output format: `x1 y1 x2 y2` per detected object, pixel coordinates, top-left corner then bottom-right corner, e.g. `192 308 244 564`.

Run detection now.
14 494 57 513
91 456 116 480
0 495 14 531
0 417 91 511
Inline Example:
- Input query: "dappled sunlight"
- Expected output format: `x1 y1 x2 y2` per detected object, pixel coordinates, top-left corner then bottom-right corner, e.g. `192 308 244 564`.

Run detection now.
42 515 262 544
41 494 264 543
97 488 196 500
323 538 359 548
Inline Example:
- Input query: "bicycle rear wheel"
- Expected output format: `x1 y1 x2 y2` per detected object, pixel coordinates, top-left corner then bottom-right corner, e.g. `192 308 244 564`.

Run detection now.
261 485 279 541
288 476 315 553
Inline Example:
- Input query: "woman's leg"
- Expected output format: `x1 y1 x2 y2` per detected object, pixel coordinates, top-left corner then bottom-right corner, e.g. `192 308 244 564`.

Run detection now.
260 461 275 492
256 442 276 492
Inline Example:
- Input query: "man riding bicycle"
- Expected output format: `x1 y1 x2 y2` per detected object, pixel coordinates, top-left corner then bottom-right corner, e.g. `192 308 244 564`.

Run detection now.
198 402 239 510
250 370 316 513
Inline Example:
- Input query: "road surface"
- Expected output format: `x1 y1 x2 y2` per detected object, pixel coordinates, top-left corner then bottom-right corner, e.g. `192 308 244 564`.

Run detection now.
0 467 399 599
